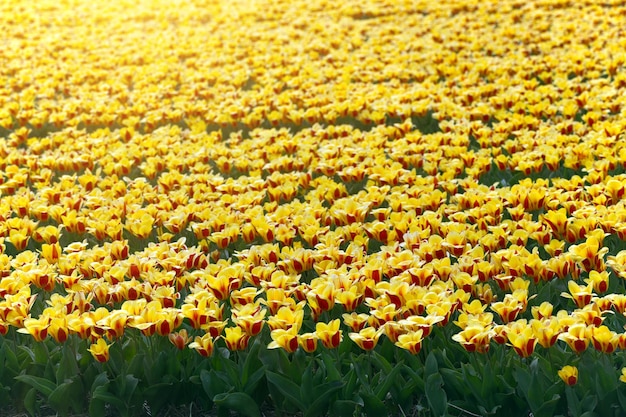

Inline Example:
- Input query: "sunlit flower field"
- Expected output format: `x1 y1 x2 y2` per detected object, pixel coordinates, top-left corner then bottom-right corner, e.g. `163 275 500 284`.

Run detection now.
1 0 626 415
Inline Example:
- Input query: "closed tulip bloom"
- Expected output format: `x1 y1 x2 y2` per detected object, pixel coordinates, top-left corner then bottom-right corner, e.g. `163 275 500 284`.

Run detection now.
369 303 399 328
561 281 595 308
315 319 342 349
507 327 537 358
585 270 610 294
396 330 424 355
88 338 112 363
491 296 522 324
590 325 619 354
48 316 69 343
41 243 62 264
232 303 266 336
261 288 298 315
189 333 214 357
155 309 184 336
558 366 578 386
558 323 590 354
531 319 561 348
308 281 335 312
168 329 192 350
531 301 554 320
399 315 443 337
298 332 318 353
335 286 364 312
223 326 251 351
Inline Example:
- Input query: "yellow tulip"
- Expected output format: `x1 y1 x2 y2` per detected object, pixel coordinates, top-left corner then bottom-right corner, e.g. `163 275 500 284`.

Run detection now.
88 338 112 363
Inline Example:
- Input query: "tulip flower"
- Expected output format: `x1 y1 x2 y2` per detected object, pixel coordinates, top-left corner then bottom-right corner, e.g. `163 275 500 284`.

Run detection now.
531 319 561 349
558 366 578 386
395 330 425 355
18 316 50 342
88 338 112 363
223 326 251 351
558 323 591 354
267 306 304 331
349 327 384 351
452 325 492 353
507 327 537 358
231 303 266 336
268 326 300 353
315 319 342 349
590 325 620 354
189 333 214 357
342 312 370 332
585 270 610 294
491 296 523 324
298 332 318 353
531 301 554 320
561 281 595 309
168 329 192 350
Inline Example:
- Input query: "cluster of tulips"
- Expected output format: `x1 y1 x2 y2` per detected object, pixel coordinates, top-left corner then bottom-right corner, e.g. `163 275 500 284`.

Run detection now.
1 0 626 410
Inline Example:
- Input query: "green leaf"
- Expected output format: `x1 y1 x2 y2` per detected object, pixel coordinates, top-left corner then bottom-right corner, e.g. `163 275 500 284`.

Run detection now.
424 351 438 379
143 382 174 413
425 373 447 417
477 404 502 416
343 368 358 399
514 367 531 399
360 391 387 417
352 360 371 393
301 362 314 406
55 345 79 385
3 343 20 374
89 396 107 417
126 352 146 378
221 357 242 390
371 350 393 374
534 394 561 417
120 374 139 401
332 399 362 417
242 338 263 384
312 380 344 399
92 384 127 410
305 381 344 417
200 369 224 399
32 342 49 366
440 368 465 398
375 363 402 401
321 352 341 382
565 387 581 417
14 374 56 397
243 365 266 396
213 392 261 417
49 379 83 415
91 371 109 391
266 370 305 411
617 389 626 412
17 346 36 367
23 387 37 417
579 393 598 415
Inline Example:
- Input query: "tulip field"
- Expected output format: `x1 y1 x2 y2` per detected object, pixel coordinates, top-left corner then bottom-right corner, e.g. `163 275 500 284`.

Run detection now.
2 0 626 416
